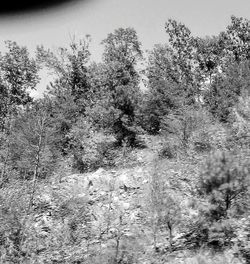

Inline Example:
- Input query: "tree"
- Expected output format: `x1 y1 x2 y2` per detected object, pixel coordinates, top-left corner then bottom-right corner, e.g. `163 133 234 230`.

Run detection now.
204 60 250 122
102 28 142 68
222 15 250 62
138 81 184 135
195 36 225 84
9 98 56 194
36 37 93 156
0 41 39 186
165 19 198 89
85 62 122 130
37 35 91 113
147 44 179 85
142 20 221 136
141 43 193 134
148 161 181 252
0 41 39 130
100 28 143 146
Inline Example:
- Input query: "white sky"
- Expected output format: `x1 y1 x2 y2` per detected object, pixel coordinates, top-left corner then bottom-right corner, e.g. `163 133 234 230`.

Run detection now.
1 0 250 97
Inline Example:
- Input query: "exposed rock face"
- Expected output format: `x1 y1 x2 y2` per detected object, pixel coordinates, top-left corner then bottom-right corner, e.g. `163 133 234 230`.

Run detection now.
31 163 153 258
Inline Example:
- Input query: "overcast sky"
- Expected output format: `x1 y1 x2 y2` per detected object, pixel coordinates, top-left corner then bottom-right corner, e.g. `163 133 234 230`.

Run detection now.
1 0 250 97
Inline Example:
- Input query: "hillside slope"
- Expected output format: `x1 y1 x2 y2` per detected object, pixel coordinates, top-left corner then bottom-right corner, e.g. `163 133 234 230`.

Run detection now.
28 135 208 263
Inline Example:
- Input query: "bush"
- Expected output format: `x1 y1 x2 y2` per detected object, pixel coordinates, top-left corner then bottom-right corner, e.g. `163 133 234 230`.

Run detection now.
227 95 250 150
204 61 250 123
66 118 117 172
0 181 31 263
182 251 239 264
187 149 250 251
190 123 228 152
161 107 215 150
232 216 250 264
198 150 250 220
158 141 178 159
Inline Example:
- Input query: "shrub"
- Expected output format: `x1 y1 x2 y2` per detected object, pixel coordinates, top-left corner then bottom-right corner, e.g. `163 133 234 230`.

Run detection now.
161 107 216 152
182 251 239 264
0 181 31 263
158 141 178 159
190 123 228 152
204 61 250 123
198 150 250 220
66 118 116 172
227 95 250 150
148 161 182 252
188 149 250 251
232 216 250 264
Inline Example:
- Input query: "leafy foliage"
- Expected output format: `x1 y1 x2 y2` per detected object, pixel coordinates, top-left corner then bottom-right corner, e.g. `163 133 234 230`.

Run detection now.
204 61 250 122
100 28 143 146
0 41 39 130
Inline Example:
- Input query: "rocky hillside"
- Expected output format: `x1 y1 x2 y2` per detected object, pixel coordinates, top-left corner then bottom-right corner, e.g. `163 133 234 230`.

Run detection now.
26 136 209 263
1 134 247 264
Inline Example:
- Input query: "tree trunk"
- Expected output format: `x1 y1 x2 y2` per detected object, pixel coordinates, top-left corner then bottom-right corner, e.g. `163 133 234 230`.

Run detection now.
153 220 158 252
27 116 45 213
0 109 13 187
114 215 123 264
114 237 120 264
168 222 173 252
0 141 10 187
